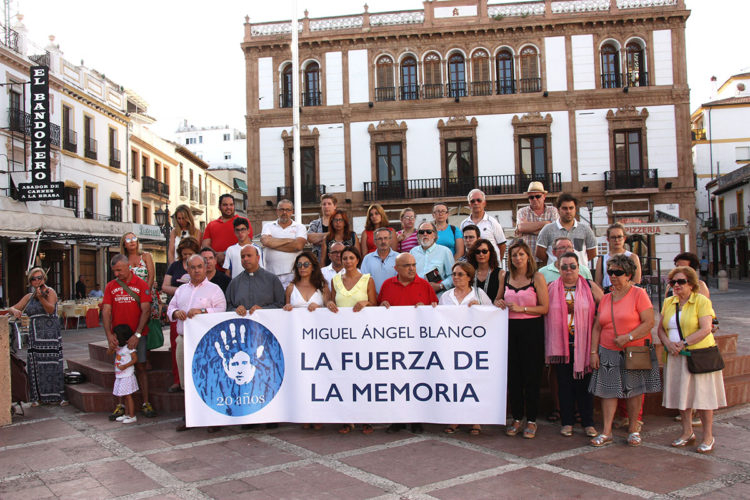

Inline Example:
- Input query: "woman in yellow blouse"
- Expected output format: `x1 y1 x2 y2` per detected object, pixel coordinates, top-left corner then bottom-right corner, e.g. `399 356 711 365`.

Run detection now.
657 266 726 454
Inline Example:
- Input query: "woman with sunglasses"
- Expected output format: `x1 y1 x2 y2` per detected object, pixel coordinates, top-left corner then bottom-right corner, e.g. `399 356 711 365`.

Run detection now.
546 252 603 438
495 240 549 439
167 204 201 265
320 210 358 266
9 267 67 406
440 261 491 435
396 207 419 253
657 266 725 454
284 251 330 430
467 238 501 303
360 204 396 256
589 254 659 447
595 223 642 293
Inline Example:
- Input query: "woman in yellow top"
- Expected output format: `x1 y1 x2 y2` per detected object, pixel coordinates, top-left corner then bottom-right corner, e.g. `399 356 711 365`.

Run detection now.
657 266 726 454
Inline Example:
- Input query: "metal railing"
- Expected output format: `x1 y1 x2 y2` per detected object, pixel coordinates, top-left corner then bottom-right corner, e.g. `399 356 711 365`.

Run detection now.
400 84 419 101
276 184 326 204
7 109 61 147
601 72 621 89
422 83 443 99
302 90 321 106
78 209 111 221
279 92 293 108
375 86 396 102
142 175 169 197
109 148 121 169
190 184 198 201
63 129 77 153
518 77 542 93
180 180 188 198
446 81 467 98
603 169 658 190
624 70 649 87
470 81 493 96
364 172 562 202
496 78 516 95
0 24 19 53
84 137 97 160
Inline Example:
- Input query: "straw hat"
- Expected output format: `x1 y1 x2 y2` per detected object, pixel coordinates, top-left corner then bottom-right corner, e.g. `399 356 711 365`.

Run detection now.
525 181 547 195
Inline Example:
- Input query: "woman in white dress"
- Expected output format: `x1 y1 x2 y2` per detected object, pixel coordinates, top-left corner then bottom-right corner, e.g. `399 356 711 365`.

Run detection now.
440 261 490 435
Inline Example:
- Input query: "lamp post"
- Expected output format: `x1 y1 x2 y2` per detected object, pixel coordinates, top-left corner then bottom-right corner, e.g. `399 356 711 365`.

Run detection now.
154 206 171 250
585 199 595 232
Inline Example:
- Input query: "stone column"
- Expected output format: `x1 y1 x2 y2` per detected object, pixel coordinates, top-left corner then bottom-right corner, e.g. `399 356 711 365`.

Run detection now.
0 316 11 426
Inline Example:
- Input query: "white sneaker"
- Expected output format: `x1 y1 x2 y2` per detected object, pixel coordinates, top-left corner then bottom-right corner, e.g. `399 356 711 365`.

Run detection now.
115 415 126 422
121 416 137 424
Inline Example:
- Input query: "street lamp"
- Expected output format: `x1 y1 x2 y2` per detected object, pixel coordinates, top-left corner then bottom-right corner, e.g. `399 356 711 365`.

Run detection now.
585 199 595 232
154 206 171 248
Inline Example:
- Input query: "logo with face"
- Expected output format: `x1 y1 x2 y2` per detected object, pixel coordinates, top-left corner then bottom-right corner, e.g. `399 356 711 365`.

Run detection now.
192 318 284 416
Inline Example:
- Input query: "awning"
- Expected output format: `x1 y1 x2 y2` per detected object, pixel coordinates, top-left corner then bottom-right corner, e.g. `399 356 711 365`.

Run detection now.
233 178 248 193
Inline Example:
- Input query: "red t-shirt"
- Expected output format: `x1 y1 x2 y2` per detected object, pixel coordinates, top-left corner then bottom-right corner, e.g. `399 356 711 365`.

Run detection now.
103 274 153 336
378 276 438 306
203 215 245 253
598 286 653 351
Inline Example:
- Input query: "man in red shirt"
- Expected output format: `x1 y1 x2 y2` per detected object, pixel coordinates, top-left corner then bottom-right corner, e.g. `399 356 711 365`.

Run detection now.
378 253 438 308
102 254 154 419
378 252 437 435
202 194 244 269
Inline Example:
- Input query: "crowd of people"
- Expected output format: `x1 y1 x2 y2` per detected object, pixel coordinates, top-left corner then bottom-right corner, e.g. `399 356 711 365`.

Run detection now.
12 184 726 453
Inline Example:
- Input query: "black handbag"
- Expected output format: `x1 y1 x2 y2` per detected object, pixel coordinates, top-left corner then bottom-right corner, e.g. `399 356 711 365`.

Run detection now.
676 303 724 374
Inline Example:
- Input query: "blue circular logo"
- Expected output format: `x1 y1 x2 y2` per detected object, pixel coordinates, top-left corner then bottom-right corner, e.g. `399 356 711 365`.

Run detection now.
192 318 284 416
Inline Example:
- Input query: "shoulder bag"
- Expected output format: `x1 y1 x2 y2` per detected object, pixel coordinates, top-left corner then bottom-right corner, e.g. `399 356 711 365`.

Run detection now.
614 295 652 370
676 302 724 374
115 279 164 350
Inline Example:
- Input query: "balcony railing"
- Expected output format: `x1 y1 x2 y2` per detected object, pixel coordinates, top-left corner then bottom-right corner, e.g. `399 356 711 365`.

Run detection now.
601 72 621 89
190 184 198 201
63 128 77 153
84 137 97 160
422 83 443 99
518 77 542 93
496 78 515 95
624 70 648 88
109 148 121 169
6 109 60 146
0 24 19 53
364 172 563 202
276 184 326 204
279 92 293 108
78 209 111 221
375 86 396 102
180 180 188 198
446 81 467 98
470 81 493 96
302 90 321 107
604 169 658 190
142 175 169 197
400 84 419 101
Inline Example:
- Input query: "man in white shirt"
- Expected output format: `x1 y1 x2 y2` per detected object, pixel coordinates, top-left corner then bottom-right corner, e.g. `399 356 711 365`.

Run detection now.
321 241 345 289
460 188 507 262
260 199 307 289
224 217 263 278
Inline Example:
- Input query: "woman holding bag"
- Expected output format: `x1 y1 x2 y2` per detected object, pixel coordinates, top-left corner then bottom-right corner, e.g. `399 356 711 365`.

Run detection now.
657 266 726 454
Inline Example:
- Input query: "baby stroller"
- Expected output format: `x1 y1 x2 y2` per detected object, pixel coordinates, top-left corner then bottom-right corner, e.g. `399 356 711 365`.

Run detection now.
9 352 29 416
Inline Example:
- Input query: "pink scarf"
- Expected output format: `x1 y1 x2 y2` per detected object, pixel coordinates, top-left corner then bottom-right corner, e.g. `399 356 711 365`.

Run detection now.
545 275 595 379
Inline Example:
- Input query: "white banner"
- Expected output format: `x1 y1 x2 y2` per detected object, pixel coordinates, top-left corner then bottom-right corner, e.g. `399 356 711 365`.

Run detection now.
184 306 507 427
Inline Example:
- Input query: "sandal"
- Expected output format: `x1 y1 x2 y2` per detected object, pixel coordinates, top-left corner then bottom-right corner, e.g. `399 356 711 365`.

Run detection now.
361 424 374 435
585 426 598 438
469 425 481 436
627 432 642 447
444 425 458 434
523 422 537 439
560 425 573 437
671 433 696 447
547 409 560 422
590 434 613 447
505 419 523 436
338 424 355 434
696 438 715 454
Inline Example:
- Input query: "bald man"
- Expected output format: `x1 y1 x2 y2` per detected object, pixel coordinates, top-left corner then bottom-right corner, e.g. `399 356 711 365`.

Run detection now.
378 253 438 308
225 245 285 315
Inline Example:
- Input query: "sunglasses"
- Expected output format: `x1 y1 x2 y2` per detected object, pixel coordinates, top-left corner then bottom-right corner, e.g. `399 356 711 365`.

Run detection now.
469 198 483 204
30 276 44 282
560 264 577 271
452 272 468 277
476 248 490 255
125 237 138 243
528 194 543 200
607 269 626 277
418 229 434 235
669 278 688 286
401 215 415 220
296 261 311 269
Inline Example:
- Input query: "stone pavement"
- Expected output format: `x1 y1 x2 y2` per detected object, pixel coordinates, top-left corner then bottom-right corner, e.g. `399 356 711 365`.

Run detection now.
2 281 750 499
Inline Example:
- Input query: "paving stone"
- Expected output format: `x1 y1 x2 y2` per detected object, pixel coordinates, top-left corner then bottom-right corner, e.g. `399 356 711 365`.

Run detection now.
694 479 750 499
276 424 413 455
86 459 162 495
447 422 589 458
0 418 80 447
431 466 639 499
341 439 508 488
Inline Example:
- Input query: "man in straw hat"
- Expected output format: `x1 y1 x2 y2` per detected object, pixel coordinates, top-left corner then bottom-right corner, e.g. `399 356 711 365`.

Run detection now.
515 181 558 262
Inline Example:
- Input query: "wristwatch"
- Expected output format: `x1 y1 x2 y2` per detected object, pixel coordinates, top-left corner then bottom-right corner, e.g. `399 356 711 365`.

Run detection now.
201 308 207 314
628 334 633 342
135 332 142 339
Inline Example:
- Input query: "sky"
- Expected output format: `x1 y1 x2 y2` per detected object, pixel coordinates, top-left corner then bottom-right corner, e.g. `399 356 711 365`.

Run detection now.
15 0 750 138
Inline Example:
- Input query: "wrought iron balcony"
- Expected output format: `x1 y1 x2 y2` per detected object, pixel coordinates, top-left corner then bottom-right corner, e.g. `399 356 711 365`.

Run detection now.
180 180 188 198
142 175 169 197
302 90 321 107
276 184 326 204
604 169 658 190
79 209 110 221
400 84 419 101
63 128 77 153
0 24 19 53
190 184 198 201
470 81 493 96
518 77 541 93
624 70 648 87
496 78 515 95
364 172 562 202
375 86 396 102
279 92 293 108
7 108 59 146
84 137 97 160
446 81 467 98
601 72 621 89
109 148 121 169
422 83 443 99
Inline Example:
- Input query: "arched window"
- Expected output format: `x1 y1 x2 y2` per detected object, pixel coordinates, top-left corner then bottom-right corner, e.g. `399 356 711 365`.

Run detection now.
375 55 395 101
471 50 491 96
423 53 443 99
495 49 515 95
400 56 418 100
303 62 320 106
448 53 466 97
600 43 621 88
281 64 293 108
626 41 647 87
519 46 540 93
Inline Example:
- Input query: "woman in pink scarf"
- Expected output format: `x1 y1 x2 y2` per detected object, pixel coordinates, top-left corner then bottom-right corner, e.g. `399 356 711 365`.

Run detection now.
546 252 603 438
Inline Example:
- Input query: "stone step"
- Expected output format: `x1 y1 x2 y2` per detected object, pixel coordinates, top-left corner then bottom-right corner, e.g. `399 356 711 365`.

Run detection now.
65 381 185 413
723 373 750 408
720 352 750 379
88 340 173 370
715 334 737 355
66 358 174 391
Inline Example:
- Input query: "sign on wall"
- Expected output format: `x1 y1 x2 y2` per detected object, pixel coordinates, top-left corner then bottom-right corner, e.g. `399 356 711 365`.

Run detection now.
16 65 63 201
184 306 508 427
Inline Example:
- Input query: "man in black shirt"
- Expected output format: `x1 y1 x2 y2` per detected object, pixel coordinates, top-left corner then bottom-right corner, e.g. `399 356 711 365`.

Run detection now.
75 275 86 299
201 247 230 293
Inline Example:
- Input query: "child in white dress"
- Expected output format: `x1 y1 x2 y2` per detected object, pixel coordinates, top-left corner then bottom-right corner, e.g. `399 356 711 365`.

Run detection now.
109 325 139 424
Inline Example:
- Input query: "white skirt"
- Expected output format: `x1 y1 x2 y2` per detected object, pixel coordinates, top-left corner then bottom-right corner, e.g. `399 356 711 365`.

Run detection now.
662 354 726 410
113 375 139 397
